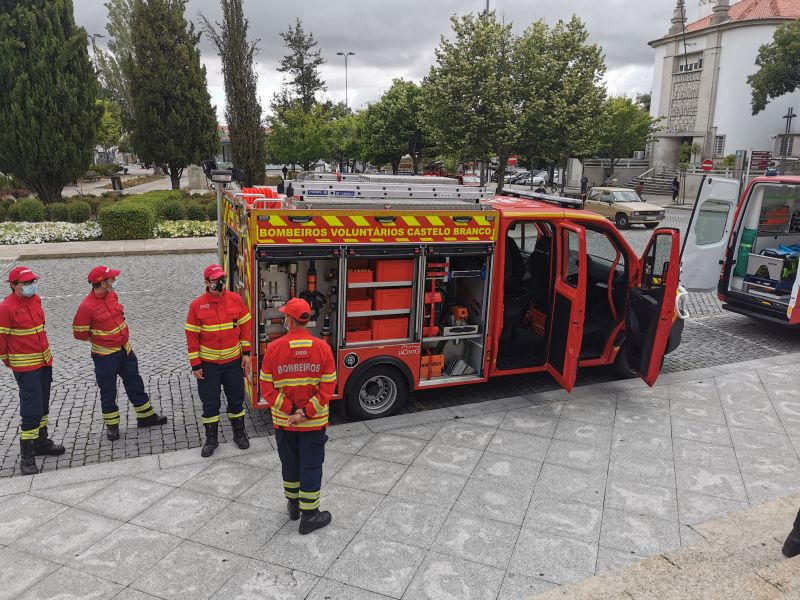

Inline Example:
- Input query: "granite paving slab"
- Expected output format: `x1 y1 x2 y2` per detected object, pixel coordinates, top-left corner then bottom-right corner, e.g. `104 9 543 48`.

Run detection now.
607 452 676 488
498 410 559 439
357 433 428 465
16 566 121 600
209 559 317 600
509 529 598 585
603 479 679 521
433 421 496 450
674 462 748 502
545 439 611 472
470 451 541 488
432 511 520 569
0 494 67 545
453 476 533 525
533 463 607 506
411 441 483 476
0 547 59 600
402 552 505 600
188 503 288 557
497 572 558 600
485 429 551 461
181 460 269 499
361 496 449 548
599 508 681 557
78 476 173 521
258 520 356 577
331 455 407 493
388 466 468 509
524 497 604 542
552 419 613 448
307 579 392 600
129 488 230 537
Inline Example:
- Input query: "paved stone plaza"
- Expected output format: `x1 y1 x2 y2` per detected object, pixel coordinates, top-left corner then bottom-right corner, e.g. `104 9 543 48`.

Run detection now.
1 354 800 599
1 209 800 476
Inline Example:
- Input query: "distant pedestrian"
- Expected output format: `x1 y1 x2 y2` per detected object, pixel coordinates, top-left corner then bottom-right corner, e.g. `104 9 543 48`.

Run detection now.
580 175 589 196
535 185 547 194
635 182 644 198
73 266 168 441
0 267 64 475
259 298 337 535
671 177 680 202
282 165 289 180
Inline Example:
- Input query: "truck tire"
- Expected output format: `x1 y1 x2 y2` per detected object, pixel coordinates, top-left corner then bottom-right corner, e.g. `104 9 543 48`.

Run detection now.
346 365 408 420
613 344 638 379
615 213 629 229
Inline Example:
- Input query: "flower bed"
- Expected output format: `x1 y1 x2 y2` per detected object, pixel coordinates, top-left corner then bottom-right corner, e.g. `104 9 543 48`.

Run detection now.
0 220 216 244
0 221 102 244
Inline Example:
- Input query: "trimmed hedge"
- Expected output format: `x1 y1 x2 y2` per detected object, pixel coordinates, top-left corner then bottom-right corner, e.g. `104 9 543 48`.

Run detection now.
17 198 46 222
186 202 207 221
47 203 69 221
128 190 187 221
161 199 187 221
67 200 91 223
7 202 19 222
87 163 123 177
0 203 7 222
98 203 156 240
207 201 217 220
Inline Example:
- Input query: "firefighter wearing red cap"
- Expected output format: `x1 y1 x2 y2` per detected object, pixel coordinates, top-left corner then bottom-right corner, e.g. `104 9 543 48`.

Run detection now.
0 266 65 476
185 264 252 457
72 266 168 440
259 297 337 535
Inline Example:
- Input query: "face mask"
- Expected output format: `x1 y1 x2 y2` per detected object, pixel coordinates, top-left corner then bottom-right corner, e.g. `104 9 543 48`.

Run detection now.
21 283 37 297
210 278 226 292
109 280 118 290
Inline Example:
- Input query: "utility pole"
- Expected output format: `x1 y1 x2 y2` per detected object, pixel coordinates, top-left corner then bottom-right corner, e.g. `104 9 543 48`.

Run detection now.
336 51 356 110
782 107 797 173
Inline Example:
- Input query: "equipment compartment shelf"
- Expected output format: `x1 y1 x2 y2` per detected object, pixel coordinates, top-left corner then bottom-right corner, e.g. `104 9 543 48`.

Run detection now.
422 333 484 342
348 281 413 289
346 309 411 317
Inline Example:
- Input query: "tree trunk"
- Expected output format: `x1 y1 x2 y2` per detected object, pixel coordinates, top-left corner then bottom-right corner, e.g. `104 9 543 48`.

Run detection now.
167 164 182 190
411 154 419 175
392 161 400 175
29 174 65 204
495 149 509 195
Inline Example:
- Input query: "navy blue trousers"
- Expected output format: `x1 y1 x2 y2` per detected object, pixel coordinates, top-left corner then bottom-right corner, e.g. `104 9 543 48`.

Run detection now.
196 359 245 424
276 428 327 512
92 350 150 425
14 366 52 439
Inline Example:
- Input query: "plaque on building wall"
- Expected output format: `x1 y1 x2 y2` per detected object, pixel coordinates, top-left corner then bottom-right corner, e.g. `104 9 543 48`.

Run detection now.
668 71 701 134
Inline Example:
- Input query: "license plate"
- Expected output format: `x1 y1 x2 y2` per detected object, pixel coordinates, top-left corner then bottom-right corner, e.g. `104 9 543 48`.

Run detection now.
643 216 659 220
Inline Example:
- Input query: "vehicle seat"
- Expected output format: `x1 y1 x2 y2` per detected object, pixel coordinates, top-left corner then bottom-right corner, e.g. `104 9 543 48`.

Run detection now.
504 236 526 295
526 235 552 310
501 236 530 343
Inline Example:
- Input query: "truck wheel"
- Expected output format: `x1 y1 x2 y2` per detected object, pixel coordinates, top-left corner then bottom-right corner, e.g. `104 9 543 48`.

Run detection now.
346 365 408 420
615 213 629 229
645 223 658 229
613 344 638 379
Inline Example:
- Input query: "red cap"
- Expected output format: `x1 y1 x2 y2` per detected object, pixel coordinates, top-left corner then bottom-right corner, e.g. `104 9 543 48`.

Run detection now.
88 266 121 284
279 298 312 323
203 264 226 281
7 266 38 283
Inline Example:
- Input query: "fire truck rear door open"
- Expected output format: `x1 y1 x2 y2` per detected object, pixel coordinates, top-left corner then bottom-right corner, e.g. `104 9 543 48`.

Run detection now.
546 222 587 392
626 228 681 386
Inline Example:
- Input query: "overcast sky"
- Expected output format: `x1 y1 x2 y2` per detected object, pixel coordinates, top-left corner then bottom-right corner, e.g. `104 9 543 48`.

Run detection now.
73 0 710 123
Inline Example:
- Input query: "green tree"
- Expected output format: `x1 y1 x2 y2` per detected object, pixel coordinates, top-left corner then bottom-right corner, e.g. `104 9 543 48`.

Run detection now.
748 20 800 114
636 92 651 112
421 13 516 191
598 96 658 176
274 18 326 113
515 16 606 183
0 0 100 202
201 0 267 186
96 99 123 154
94 0 135 129
325 113 362 172
127 0 219 189
267 104 328 171
421 12 517 192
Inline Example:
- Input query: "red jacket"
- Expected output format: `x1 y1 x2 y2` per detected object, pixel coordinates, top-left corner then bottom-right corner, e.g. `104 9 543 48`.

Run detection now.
259 328 336 431
0 293 52 372
185 291 252 367
72 290 131 355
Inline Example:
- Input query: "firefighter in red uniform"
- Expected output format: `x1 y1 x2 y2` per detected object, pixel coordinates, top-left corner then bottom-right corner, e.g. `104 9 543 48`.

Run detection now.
259 297 337 535
0 266 65 475
73 266 168 440
185 264 252 457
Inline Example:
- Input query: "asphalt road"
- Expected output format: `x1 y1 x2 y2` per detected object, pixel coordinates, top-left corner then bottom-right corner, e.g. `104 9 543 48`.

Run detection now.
0 208 798 475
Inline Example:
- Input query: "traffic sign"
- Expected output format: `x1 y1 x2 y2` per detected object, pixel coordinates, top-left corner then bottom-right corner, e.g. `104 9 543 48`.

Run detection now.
701 159 714 171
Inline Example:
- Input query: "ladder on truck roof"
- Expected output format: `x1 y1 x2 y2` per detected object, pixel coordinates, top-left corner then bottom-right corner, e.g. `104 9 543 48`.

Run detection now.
292 180 490 202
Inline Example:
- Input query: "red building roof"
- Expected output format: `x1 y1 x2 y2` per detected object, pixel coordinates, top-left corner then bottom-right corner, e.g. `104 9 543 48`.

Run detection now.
687 0 800 32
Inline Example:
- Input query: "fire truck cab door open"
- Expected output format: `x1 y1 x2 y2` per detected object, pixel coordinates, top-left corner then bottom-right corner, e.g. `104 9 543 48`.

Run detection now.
546 222 588 392
626 229 681 387
680 176 740 291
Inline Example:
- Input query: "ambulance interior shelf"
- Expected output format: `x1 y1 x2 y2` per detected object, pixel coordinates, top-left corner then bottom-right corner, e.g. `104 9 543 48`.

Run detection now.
730 183 800 303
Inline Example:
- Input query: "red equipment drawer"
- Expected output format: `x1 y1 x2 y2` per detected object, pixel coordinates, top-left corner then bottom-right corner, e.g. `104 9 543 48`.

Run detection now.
346 327 372 343
374 288 412 310
347 269 374 284
346 298 373 312
375 260 414 282
372 317 409 340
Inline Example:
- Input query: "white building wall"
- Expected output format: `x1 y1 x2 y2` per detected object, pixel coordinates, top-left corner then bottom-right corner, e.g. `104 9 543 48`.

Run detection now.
651 44 667 119
713 24 800 156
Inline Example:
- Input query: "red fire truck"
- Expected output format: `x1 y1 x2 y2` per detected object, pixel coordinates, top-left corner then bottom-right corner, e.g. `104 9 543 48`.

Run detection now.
220 177 684 419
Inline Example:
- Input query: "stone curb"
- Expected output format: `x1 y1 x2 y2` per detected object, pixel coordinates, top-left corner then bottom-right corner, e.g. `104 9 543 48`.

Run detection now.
0 237 216 262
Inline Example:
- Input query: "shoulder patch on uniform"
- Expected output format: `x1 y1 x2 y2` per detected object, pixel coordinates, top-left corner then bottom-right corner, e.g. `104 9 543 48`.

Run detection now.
288 340 313 348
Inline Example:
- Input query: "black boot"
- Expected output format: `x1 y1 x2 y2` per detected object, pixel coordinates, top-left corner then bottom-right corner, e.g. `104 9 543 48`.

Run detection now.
106 424 120 441
201 422 219 457
299 509 331 535
783 508 800 557
230 417 250 450
287 499 300 521
19 439 39 476
35 426 65 456
137 413 168 428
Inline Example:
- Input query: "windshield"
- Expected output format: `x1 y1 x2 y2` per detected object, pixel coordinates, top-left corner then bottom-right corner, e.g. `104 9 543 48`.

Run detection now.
613 191 644 203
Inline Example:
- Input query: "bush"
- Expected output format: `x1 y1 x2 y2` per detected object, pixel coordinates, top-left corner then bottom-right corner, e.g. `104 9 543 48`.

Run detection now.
87 163 123 177
16 198 46 222
128 190 188 221
0 204 7 222
47 202 69 222
67 200 91 223
207 201 217 220
160 199 187 221
98 203 156 240
86 196 106 217
185 202 207 221
7 202 19 222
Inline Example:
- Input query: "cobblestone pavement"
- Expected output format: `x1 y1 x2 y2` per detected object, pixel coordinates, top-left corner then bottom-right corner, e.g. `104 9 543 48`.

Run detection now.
1 209 799 476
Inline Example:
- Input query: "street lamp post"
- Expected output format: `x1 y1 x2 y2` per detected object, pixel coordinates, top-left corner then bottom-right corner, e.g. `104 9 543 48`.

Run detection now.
782 107 797 173
336 51 355 110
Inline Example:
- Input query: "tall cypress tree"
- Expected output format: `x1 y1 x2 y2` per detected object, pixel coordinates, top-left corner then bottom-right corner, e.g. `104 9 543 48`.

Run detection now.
201 0 267 186
0 0 100 203
128 0 218 190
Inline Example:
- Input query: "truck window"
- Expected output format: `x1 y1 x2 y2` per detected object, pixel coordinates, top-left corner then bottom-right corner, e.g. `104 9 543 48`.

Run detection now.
586 229 623 265
562 229 580 286
695 200 731 245
507 221 540 254
643 234 673 289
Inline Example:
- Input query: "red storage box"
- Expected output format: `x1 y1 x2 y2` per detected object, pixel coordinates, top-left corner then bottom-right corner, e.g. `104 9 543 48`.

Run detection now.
374 288 412 310
347 298 372 312
372 317 409 340
347 269 374 284
346 327 372 343
375 260 414 282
